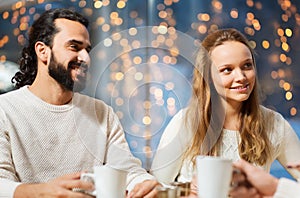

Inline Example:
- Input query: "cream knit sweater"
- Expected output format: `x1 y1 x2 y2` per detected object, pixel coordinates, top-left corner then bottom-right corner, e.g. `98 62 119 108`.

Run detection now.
0 86 154 197
151 107 300 184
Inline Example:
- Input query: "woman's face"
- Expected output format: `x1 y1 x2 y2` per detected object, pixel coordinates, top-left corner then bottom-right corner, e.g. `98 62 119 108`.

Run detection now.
210 41 256 107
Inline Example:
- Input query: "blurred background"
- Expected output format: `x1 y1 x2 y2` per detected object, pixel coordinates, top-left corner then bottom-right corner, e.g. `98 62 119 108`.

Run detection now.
0 0 299 179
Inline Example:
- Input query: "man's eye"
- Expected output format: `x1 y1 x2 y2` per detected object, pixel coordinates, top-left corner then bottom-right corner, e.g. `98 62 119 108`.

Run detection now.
70 45 78 50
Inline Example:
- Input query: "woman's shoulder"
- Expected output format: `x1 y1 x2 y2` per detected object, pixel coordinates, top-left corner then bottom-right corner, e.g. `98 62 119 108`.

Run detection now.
259 105 285 121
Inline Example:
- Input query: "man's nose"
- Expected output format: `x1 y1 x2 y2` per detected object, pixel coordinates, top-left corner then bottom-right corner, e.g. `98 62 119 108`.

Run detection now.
78 49 90 64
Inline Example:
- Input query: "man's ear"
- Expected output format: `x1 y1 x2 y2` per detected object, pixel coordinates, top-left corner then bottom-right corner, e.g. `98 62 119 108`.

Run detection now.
35 41 49 63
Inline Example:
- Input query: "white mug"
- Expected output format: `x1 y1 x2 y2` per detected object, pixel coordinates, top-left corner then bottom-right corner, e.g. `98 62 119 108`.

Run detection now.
94 165 127 198
80 165 127 198
196 156 232 198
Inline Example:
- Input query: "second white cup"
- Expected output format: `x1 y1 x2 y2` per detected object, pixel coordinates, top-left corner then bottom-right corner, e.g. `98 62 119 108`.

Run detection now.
196 156 232 198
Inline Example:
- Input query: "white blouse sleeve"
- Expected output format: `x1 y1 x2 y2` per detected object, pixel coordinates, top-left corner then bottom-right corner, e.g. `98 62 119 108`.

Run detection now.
273 112 300 179
150 109 192 184
274 178 300 198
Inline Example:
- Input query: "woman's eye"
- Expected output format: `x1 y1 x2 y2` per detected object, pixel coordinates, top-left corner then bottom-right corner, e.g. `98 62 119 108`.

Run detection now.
244 62 253 69
221 68 231 74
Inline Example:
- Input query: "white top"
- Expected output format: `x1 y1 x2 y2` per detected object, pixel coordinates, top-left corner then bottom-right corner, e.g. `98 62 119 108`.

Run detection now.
0 86 154 197
274 178 300 198
151 107 300 184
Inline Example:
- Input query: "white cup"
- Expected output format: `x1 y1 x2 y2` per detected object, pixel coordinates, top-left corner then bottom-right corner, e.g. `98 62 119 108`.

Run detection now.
94 165 127 198
196 156 232 198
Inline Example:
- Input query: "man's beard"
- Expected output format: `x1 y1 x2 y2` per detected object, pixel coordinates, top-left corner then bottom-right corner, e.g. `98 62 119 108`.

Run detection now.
48 52 88 92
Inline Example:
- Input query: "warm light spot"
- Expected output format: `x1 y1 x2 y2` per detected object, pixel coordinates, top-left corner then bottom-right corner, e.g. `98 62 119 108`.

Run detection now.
271 71 278 79
130 11 138 18
154 88 163 98
129 27 137 36
120 38 128 47
230 9 238 19
286 57 292 65
278 69 285 78
157 35 165 43
143 116 152 125
132 40 141 49
285 91 292 101
170 47 179 56
79 0 87 8
197 13 210 21
115 72 124 81
94 0 103 8
110 12 119 19
13 28 20 36
159 11 168 19
246 0 254 7
280 54 287 62
283 82 291 91
167 97 175 106
2 35 9 43
3 11 9 20
116 111 123 119
168 27 176 34
262 40 270 49
103 38 112 47
158 25 168 34
117 1 126 9
247 12 254 20
102 0 110 6
285 28 292 37
96 17 105 25
102 24 110 32
198 25 207 34
0 55 6 62
165 38 174 47
277 28 284 37
150 55 159 63
290 107 297 116
133 56 142 64
282 14 289 22
281 42 289 52
115 98 124 106
163 55 171 64
112 32 121 41
143 101 152 109
15 1 23 9
165 82 174 90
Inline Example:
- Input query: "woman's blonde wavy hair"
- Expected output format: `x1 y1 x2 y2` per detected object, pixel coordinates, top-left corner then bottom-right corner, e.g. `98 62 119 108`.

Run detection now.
184 28 271 166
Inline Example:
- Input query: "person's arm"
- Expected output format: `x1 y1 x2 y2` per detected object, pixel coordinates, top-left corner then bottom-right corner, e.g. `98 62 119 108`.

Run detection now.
13 172 94 198
150 109 191 184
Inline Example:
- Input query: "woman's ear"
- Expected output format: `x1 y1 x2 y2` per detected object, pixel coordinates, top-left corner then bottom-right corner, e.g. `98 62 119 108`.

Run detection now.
35 41 49 63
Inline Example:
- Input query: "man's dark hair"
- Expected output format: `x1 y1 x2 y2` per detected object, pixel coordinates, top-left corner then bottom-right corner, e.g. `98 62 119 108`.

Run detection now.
11 8 89 89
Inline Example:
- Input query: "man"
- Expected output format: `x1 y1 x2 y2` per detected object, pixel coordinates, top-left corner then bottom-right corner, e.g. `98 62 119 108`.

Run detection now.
229 159 300 198
0 8 159 197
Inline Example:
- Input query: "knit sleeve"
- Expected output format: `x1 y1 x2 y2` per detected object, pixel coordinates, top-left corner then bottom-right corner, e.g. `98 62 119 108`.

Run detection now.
150 109 193 184
0 108 21 197
274 178 300 198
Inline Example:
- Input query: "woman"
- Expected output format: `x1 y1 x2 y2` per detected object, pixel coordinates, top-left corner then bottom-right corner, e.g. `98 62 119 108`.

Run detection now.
150 28 300 185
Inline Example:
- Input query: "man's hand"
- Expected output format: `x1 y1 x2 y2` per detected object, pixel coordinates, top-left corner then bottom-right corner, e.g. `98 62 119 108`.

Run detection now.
127 180 161 198
14 172 94 198
229 159 278 198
